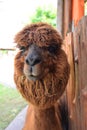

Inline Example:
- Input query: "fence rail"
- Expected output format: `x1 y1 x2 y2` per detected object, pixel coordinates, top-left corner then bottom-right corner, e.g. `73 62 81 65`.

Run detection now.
0 48 15 51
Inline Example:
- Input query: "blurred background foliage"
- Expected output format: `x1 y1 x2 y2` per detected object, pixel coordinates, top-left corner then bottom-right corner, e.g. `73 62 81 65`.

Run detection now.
29 6 57 27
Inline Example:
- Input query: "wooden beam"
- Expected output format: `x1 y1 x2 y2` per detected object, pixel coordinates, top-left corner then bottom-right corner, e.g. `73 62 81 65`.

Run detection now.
72 0 84 26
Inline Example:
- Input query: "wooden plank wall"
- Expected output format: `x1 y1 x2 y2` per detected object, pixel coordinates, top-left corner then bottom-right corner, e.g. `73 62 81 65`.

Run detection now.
64 16 87 130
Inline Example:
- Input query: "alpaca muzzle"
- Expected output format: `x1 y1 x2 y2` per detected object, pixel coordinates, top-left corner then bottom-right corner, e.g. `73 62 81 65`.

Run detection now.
25 54 41 66
24 45 43 81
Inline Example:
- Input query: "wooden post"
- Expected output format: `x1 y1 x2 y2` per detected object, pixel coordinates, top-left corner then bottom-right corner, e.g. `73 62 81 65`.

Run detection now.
57 0 64 37
63 0 72 38
57 0 72 38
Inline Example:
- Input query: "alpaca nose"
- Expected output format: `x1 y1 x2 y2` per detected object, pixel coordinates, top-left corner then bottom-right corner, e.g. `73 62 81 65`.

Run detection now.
25 55 41 66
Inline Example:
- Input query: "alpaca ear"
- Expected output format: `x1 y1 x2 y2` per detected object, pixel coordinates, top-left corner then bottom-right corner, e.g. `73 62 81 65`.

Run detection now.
51 28 63 48
56 35 63 48
14 27 30 47
14 31 23 44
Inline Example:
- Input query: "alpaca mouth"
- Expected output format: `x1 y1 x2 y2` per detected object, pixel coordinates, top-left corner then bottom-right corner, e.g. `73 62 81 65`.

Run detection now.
24 64 43 81
24 69 42 81
27 74 42 81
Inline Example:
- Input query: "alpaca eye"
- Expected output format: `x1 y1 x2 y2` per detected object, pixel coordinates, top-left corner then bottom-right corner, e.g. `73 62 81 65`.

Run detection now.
19 46 26 52
18 46 26 52
48 45 58 54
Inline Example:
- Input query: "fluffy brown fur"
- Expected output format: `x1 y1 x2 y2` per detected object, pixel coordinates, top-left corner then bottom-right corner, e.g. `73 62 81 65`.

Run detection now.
14 22 70 130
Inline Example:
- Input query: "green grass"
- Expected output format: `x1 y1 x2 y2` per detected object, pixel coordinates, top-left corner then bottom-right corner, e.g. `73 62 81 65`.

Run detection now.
0 84 27 130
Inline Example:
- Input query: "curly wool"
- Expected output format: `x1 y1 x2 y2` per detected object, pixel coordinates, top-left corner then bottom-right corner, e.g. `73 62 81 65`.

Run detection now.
14 22 70 109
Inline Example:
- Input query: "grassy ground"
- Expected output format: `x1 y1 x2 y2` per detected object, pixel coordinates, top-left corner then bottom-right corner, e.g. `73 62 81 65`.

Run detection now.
0 84 27 130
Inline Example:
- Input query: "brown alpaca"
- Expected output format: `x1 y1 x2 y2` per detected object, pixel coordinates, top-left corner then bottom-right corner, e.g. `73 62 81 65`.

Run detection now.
14 22 70 130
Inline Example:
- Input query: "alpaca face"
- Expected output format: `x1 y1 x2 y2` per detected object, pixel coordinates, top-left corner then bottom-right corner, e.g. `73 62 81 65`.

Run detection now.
23 43 60 81
14 23 62 82
14 23 70 108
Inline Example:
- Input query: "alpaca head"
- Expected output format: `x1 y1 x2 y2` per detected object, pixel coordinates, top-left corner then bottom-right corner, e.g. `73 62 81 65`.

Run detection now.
14 23 70 109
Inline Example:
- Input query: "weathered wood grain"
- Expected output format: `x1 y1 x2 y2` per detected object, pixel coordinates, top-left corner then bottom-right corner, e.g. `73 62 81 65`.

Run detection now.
65 16 87 130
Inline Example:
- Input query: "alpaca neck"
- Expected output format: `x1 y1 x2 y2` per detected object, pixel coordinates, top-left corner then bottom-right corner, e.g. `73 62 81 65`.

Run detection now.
23 105 62 130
